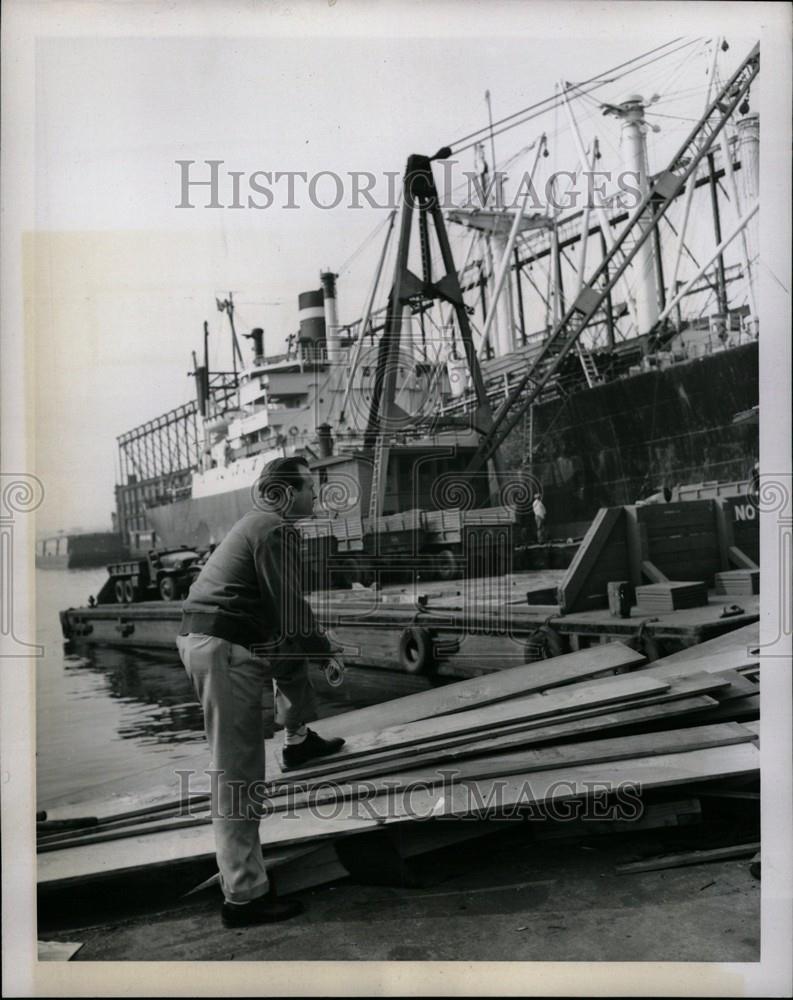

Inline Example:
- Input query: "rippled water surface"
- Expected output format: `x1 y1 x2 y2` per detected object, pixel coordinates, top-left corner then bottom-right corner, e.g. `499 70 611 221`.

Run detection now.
36 568 423 809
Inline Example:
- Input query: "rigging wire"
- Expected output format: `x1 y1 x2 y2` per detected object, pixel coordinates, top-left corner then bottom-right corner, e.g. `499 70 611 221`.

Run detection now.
337 211 396 277
449 38 703 158
447 37 691 152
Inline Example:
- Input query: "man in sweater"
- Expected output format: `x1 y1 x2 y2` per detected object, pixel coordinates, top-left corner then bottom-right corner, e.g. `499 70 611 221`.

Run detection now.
176 456 345 927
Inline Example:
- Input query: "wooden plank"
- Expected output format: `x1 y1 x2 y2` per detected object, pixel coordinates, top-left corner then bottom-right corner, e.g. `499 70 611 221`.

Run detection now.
37 815 213 854
38 834 306 890
558 507 625 613
635 581 708 613
696 790 759 800
273 843 348 896
642 651 757 679
707 670 757 700
268 696 721 786
271 743 763 839
715 569 760 596
277 674 673 768
536 798 702 840
38 743 761 884
38 941 84 962
685 694 759 721
263 724 756 814
388 818 518 858
615 842 760 875
438 642 647 711
268 676 729 784
649 622 759 667
272 642 646 747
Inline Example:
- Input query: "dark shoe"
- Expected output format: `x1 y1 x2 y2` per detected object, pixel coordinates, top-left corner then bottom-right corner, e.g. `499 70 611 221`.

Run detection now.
281 728 345 771
221 893 303 928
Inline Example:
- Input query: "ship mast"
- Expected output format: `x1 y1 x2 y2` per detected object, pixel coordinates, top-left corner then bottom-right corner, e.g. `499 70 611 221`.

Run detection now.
216 292 244 407
465 41 760 474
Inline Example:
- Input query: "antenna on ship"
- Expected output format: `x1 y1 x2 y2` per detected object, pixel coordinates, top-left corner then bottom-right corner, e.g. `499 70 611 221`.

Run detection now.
484 89 502 209
216 292 244 406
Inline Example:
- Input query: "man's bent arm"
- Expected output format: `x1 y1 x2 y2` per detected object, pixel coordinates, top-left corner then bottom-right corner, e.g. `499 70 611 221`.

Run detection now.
253 524 331 659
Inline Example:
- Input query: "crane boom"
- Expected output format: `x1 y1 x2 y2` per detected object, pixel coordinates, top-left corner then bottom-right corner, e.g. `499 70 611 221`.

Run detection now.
465 42 759 474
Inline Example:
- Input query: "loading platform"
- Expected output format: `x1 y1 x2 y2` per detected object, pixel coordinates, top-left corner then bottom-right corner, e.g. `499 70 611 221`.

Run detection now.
60 499 760 677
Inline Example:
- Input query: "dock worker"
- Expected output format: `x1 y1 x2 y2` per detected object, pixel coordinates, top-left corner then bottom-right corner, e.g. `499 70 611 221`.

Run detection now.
176 456 346 927
532 493 547 544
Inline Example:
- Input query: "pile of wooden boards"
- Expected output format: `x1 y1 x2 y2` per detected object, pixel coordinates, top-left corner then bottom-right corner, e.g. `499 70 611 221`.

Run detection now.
37 624 761 900
635 581 709 613
715 569 760 596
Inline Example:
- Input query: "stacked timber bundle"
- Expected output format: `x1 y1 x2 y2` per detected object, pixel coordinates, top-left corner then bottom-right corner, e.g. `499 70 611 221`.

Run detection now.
634 581 709 613
714 569 760 596
37 623 761 903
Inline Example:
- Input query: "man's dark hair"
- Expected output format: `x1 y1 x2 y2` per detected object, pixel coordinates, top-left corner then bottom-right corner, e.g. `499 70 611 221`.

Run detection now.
255 456 310 508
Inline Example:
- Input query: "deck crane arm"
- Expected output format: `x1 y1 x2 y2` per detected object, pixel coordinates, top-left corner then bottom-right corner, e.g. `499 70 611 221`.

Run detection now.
364 149 505 519
465 42 760 475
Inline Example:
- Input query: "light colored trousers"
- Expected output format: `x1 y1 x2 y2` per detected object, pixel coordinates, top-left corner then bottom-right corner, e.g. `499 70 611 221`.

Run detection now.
176 632 317 903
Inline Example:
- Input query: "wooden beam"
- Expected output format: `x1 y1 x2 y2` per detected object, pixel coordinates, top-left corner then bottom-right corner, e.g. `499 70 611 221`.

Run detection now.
641 559 669 583
558 507 625 612
536 798 702 840
275 674 673 767
616 842 760 874
728 545 760 570
714 498 734 570
273 642 646 748
266 723 756 815
39 742 761 886
624 505 644 588
271 674 730 784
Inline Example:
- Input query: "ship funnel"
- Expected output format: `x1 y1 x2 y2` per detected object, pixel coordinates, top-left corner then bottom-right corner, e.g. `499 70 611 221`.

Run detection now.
320 270 341 362
245 327 264 360
317 422 334 458
298 288 326 362
615 94 660 335
737 113 759 308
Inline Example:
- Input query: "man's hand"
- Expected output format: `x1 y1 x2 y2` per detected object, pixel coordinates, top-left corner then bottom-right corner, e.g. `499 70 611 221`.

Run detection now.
322 653 345 688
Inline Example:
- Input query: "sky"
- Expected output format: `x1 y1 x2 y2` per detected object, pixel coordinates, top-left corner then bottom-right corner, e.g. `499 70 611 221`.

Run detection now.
13 1 769 531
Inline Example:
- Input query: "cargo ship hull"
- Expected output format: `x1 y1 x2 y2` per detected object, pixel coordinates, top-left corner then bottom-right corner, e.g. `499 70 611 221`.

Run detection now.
143 342 758 549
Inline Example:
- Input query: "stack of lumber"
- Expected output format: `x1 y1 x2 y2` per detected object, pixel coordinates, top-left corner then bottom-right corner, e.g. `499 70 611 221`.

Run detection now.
715 569 760 596
635 581 708 613
38 629 760 901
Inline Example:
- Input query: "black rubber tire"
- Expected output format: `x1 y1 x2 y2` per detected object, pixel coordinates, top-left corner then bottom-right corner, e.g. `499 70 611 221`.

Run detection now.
398 627 434 674
434 549 458 581
158 576 177 601
114 579 126 604
524 625 566 662
123 579 137 603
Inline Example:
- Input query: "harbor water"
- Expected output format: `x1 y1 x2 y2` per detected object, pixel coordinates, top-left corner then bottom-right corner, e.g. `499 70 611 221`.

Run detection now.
35 568 423 811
